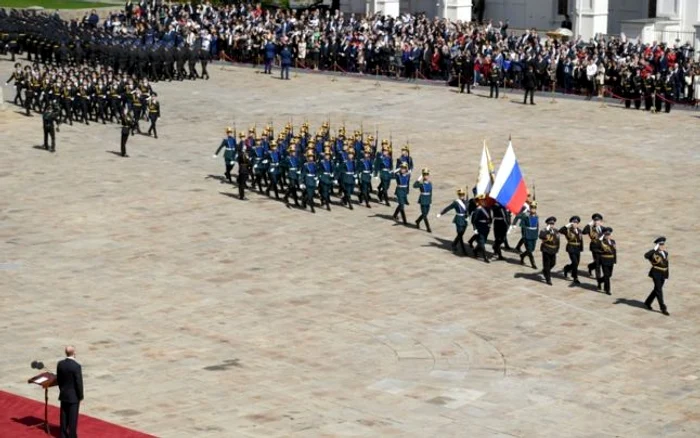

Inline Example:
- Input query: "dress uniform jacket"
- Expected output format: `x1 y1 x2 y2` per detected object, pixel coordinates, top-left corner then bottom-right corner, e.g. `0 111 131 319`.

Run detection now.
439 199 469 229
644 249 669 279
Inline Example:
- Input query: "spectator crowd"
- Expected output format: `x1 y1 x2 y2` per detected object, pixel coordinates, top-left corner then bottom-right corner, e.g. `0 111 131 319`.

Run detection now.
4 1 700 104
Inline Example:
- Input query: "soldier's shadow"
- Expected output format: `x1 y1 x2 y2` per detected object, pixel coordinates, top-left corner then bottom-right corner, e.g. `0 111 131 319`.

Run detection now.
206 174 232 184
105 150 124 157
370 213 410 227
613 298 659 313
514 272 545 284
31 145 49 152
219 191 245 201
422 236 471 257
15 110 31 117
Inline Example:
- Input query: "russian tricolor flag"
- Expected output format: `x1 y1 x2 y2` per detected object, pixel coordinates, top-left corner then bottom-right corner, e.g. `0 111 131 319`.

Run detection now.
489 141 529 214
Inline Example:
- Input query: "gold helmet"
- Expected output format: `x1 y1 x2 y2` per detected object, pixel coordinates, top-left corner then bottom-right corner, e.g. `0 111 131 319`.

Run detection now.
457 188 466 196
400 162 408 169
422 168 430 175
306 150 314 158
530 201 538 209
239 132 245 138
226 127 233 134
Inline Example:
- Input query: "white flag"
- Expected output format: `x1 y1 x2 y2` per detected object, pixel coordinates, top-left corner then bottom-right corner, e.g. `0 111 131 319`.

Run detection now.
475 143 495 197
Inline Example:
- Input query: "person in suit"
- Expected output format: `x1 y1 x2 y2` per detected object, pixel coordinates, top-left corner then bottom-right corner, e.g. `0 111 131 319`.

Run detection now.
523 64 537 105
57 345 84 438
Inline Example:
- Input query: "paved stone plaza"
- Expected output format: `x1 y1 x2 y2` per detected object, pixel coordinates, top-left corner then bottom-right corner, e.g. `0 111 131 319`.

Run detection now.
1 58 700 438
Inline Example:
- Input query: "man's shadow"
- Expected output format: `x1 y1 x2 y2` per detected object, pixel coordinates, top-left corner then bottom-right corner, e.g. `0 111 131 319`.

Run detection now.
105 150 123 157
32 145 49 152
422 235 473 257
614 298 659 313
370 212 413 227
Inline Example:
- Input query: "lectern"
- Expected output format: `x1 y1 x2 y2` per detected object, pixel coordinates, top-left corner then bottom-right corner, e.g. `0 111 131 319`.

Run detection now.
28 371 57 435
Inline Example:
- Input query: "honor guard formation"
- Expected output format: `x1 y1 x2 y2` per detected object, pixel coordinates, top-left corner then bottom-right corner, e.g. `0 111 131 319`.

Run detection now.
212 123 672 316
1 7 675 316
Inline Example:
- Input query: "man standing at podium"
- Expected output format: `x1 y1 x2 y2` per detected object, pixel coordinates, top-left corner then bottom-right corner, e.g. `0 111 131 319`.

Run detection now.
57 346 83 438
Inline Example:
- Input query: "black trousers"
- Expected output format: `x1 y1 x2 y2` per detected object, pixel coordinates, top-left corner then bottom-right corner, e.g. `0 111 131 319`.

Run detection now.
60 401 79 438
224 161 234 182
524 88 535 104
588 252 601 280
120 130 129 156
564 250 580 280
415 205 431 231
43 126 55 150
542 252 556 283
147 115 158 138
453 226 467 254
645 275 667 311
599 264 614 293
492 223 508 257
237 173 248 199
490 82 499 98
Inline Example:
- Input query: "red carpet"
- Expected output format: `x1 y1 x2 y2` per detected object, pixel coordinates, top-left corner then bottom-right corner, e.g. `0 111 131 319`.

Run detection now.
0 390 155 438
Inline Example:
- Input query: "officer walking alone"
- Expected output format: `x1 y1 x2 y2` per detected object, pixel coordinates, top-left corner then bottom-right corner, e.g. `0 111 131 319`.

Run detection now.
644 237 670 315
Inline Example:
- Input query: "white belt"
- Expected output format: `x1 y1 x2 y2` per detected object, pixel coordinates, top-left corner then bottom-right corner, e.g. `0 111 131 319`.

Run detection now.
362 170 371 173
526 227 537 230
456 213 465 216
398 185 407 188
345 172 354 175
420 192 430 195
289 167 297 170
307 174 316 177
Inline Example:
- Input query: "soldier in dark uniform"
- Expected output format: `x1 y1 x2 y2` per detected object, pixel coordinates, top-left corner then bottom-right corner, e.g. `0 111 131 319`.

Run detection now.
120 107 134 157
643 73 655 111
375 144 393 206
42 101 61 152
539 216 560 285
596 227 616 295
582 213 604 282
393 162 410 223
318 149 334 210
356 148 374 208
644 237 670 315
621 70 633 109
660 73 673 113
560 215 583 284
340 149 357 209
213 127 237 183
489 64 500 98
654 73 666 113
491 201 510 260
146 93 160 138
632 69 643 110
514 201 539 268
472 195 492 263
5 63 24 106
300 150 318 213
437 188 469 255
265 141 282 199
283 143 301 207
130 88 143 133
413 168 432 233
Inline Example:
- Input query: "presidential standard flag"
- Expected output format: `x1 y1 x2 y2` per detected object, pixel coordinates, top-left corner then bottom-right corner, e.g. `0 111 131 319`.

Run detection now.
475 142 495 197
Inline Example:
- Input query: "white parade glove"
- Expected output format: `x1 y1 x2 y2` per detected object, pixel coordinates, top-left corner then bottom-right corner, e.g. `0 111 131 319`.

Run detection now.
546 225 551 231
654 244 659 251
507 225 515 234
566 223 572 228
229 161 235 165
436 213 441 218
473 230 479 235
212 154 217 158
588 221 594 227
300 184 306 189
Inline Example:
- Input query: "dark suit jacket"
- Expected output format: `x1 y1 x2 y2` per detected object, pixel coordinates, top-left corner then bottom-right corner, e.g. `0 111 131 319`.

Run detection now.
57 358 84 404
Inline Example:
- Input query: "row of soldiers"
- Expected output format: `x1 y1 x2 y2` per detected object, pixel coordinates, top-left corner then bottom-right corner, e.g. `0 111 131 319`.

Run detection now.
5 63 162 149
0 9 210 81
213 123 427 224
619 69 676 113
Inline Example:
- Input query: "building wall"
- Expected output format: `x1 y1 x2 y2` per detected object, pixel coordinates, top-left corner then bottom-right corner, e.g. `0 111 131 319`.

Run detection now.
483 0 558 30
608 0 649 35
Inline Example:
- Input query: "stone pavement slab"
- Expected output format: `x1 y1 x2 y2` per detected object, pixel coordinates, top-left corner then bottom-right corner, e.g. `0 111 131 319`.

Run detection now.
1 55 700 437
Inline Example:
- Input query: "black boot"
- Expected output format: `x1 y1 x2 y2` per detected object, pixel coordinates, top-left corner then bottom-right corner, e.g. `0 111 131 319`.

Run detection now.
424 218 432 233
